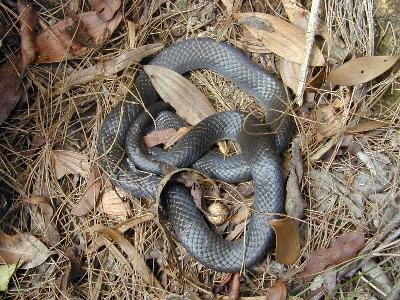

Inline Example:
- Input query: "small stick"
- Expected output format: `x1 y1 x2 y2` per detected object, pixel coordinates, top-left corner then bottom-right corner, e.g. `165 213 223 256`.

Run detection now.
295 0 322 106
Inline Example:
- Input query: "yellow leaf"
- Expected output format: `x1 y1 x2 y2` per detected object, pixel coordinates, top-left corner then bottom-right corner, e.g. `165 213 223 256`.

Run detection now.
271 218 301 265
326 55 399 86
143 65 216 125
234 12 325 66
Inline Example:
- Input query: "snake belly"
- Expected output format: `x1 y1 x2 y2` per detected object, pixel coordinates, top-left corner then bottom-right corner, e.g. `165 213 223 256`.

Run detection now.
97 38 293 272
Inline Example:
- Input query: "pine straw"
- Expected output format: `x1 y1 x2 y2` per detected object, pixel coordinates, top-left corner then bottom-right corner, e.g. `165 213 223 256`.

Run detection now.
0 0 399 299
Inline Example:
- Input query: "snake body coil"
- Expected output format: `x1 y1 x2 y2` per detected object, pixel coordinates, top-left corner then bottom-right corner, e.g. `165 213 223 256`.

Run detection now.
97 38 293 272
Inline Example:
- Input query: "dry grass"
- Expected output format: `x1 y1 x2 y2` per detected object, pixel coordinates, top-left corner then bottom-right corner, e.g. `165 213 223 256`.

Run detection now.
0 0 399 299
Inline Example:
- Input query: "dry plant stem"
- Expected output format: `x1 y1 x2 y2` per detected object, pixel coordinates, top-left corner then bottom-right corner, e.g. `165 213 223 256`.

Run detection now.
295 0 321 105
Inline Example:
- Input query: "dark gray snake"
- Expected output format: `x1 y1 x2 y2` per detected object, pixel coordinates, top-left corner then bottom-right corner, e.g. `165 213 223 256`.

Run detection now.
97 38 293 272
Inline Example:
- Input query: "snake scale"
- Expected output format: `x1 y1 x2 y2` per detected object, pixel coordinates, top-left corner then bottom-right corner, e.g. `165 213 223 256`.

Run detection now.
97 38 293 272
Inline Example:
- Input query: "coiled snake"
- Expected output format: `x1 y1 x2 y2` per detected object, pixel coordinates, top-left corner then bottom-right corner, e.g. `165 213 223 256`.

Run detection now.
97 38 293 272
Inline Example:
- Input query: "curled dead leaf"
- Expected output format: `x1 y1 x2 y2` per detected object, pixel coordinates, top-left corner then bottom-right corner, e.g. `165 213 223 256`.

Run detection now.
285 137 306 218
34 12 122 63
297 227 365 281
0 230 51 269
0 0 37 124
234 12 325 66
264 279 287 300
86 224 162 288
228 272 240 300
347 120 387 133
55 43 163 94
271 218 301 265
143 65 216 125
23 196 60 246
72 165 102 216
51 150 89 179
101 183 130 217
314 100 344 142
90 0 121 21
277 59 302 94
326 55 399 86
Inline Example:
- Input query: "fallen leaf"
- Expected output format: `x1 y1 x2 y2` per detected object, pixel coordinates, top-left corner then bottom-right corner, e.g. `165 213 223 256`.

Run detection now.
34 11 122 63
89 0 121 21
143 65 216 125
234 12 325 66
0 0 37 124
314 100 344 142
18 0 38 68
55 43 163 94
277 59 302 94
271 218 301 265
0 261 23 291
101 183 129 217
264 279 287 300
59 246 84 300
0 230 51 269
326 56 399 86
228 272 240 300
347 120 387 133
297 227 365 281
72 165 102 216
141 0 168 21
281 0 348 61
51 150 89 179
23 196 60 246
144 128 178 148
86 224 162 288
285 137 306 218
221 0 242 15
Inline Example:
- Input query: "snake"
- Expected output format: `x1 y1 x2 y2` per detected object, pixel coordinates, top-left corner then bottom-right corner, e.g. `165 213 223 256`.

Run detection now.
97 38 293 272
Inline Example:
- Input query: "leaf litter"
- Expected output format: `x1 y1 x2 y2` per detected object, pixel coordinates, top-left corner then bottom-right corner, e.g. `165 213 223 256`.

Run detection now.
0 0 399 299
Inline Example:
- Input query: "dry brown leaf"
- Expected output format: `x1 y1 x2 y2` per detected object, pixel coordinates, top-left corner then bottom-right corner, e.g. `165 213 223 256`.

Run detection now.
271 217 301 265
228 272 240 300
234 12 325 66
0 0 37 124
298 227 365 281
34 12 122 63
143 65 216 125
141 0 168 21
281 0 348 61
18 0 38 68
56 43 163 93
285 137 306 218
144 128 178 148
58 246 84 300
101 183 129 217
277 59 302 94
0 230 51 269
23 196 60 246
314 101 344 142
52 150 89 179
72 165 102 216
326 56 399 86
89 0 121 21
347 120 387 133
264 279 287 300
87 224 162 288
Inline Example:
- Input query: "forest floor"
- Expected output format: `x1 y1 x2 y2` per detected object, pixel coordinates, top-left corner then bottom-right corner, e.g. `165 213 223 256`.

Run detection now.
0 0 399 299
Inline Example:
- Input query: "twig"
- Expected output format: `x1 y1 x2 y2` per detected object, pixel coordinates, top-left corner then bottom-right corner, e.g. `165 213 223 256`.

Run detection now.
295 0 322 105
